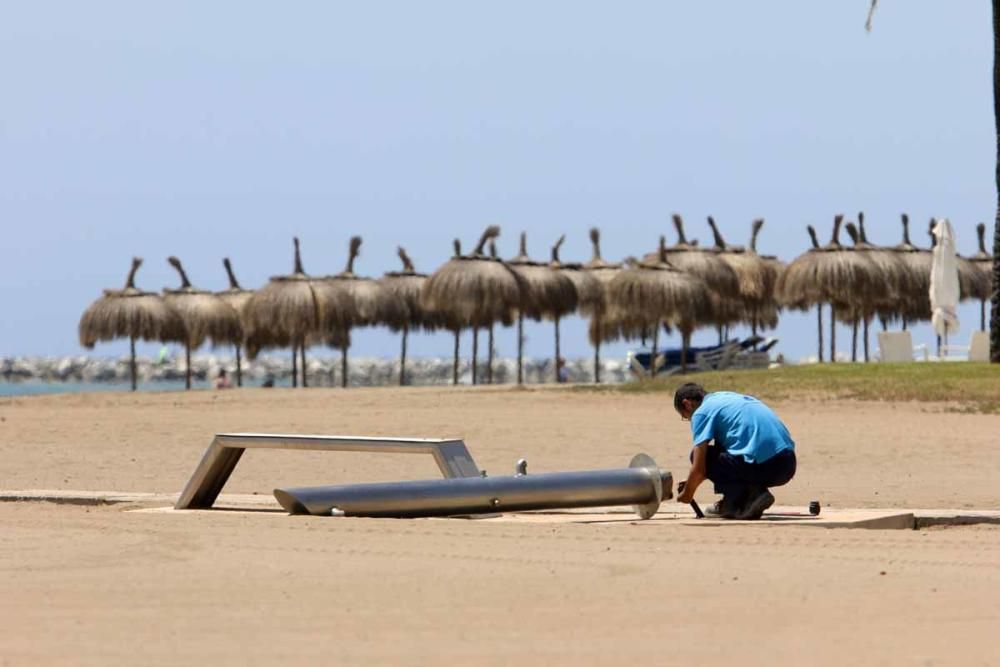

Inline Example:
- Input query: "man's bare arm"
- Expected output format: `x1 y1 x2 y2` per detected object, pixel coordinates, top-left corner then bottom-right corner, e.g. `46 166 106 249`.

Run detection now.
677 442 710 503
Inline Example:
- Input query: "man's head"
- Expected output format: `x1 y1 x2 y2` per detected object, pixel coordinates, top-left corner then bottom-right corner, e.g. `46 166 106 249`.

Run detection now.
674 382 706 421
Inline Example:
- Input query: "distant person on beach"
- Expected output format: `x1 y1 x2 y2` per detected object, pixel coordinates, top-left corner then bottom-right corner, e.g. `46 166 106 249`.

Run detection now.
673 383 796 520
214 369 232 389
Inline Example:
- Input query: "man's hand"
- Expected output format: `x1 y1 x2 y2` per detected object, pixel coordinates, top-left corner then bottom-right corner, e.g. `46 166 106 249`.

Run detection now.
677 482 695 504
677 443 709 504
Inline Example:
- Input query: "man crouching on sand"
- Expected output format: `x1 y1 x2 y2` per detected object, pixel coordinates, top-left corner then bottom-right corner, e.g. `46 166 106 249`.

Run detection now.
674 383 796 520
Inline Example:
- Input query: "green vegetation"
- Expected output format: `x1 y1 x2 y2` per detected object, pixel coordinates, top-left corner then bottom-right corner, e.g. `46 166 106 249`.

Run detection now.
572 363 1000 413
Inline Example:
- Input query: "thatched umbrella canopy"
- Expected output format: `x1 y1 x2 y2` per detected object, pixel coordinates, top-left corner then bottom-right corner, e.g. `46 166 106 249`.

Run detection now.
243 237 345 387
421 226 524 385
608 237 715 375
380 247 444 386
705 217 782 337
645 215 741 344
583 228 622 383
162 257 242 390
79 258 186 391
969 223 994 330
506 232 578 384
840 219 909 361
885 213 933 327
549 237 602 384
777 215 880 362
318 236 401 388
215 258 252 386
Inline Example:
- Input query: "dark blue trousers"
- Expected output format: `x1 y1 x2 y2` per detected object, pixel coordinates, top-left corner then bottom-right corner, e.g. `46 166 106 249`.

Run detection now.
699 446 796 502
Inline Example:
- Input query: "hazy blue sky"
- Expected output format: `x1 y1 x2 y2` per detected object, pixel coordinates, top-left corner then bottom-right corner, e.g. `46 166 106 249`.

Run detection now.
1 2 994 363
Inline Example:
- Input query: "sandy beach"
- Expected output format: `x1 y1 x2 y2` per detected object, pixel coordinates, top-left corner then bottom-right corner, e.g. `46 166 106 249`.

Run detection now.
2 386 999 665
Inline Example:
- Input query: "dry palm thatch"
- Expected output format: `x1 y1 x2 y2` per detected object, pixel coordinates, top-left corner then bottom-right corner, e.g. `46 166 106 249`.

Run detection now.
705 217 782 335
583 227 622 383
777 215 878 362
608 237 715 375
243 237 331 387
646 215 741 340
970 223 994 330
380 247 443 386
839 220 909 361
215 258 252 386
421 226 524 385
507 232 579 384
79 257 186 391
777 224 828 361
888 213 934 326
319 236 401 388
163 256 242 390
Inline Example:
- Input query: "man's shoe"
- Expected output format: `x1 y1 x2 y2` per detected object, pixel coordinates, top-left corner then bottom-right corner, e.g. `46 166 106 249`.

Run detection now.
704 496 742 519
735 489 774 520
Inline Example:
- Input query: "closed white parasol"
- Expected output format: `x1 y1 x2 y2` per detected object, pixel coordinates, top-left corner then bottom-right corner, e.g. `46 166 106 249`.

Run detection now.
929 218 960 347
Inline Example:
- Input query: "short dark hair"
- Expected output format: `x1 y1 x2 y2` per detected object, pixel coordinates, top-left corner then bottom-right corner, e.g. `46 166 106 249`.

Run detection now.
673 383 706 412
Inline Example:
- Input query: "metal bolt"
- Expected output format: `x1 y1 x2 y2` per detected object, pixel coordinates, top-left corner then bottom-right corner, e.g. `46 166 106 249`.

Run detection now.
515 459 528 476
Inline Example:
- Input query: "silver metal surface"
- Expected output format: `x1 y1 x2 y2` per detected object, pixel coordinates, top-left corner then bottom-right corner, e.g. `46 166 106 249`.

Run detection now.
274 454 673 519
175 433 482 510
515 459 528 476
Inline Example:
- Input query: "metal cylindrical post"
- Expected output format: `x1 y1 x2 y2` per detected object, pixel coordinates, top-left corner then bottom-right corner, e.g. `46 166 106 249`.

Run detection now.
275 454 672 520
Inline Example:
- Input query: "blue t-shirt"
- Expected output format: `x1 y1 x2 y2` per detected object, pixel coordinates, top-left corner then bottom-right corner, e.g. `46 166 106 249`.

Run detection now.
690 392 794 464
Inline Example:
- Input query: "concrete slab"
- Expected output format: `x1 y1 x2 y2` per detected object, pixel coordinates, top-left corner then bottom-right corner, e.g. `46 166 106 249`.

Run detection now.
9 490 1000 530
480 505 917 530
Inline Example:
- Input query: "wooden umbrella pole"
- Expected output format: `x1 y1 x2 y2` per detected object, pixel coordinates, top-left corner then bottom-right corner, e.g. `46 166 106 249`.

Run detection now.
594 326 601 383
517 314 524 385
651 323 659 379
341 346 348 388
487 324 494 384
399 326 408 387
452 329 460 385
817 305 825 363
130 336 137 392
681 329 690 374
982 300 987 331
235 346 243 387
851 320 858 363
185 344 192 390
554 316 561 383
301 344 308 388
863 318 870 363
291 345 298 388
472 327 479 385
830 304 837 363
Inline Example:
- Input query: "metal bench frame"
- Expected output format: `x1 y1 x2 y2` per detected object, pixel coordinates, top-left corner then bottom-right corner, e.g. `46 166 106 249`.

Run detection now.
175 433 482 510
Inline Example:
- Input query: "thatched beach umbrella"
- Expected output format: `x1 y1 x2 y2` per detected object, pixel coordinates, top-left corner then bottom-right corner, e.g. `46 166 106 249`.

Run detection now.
506 232 578 384
583 228 622 383
421 226 524 385
777 215 878 363
163 257 242 390
79 258 186 391
551 236 604 382
705 217 782 338
888 214 937 328
840 219 908 361
608 236 714 376
646 215 741 346
319 236 401 388
216 258 252 386
970 223 994 330
380 247 442 386
243 238 347 387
